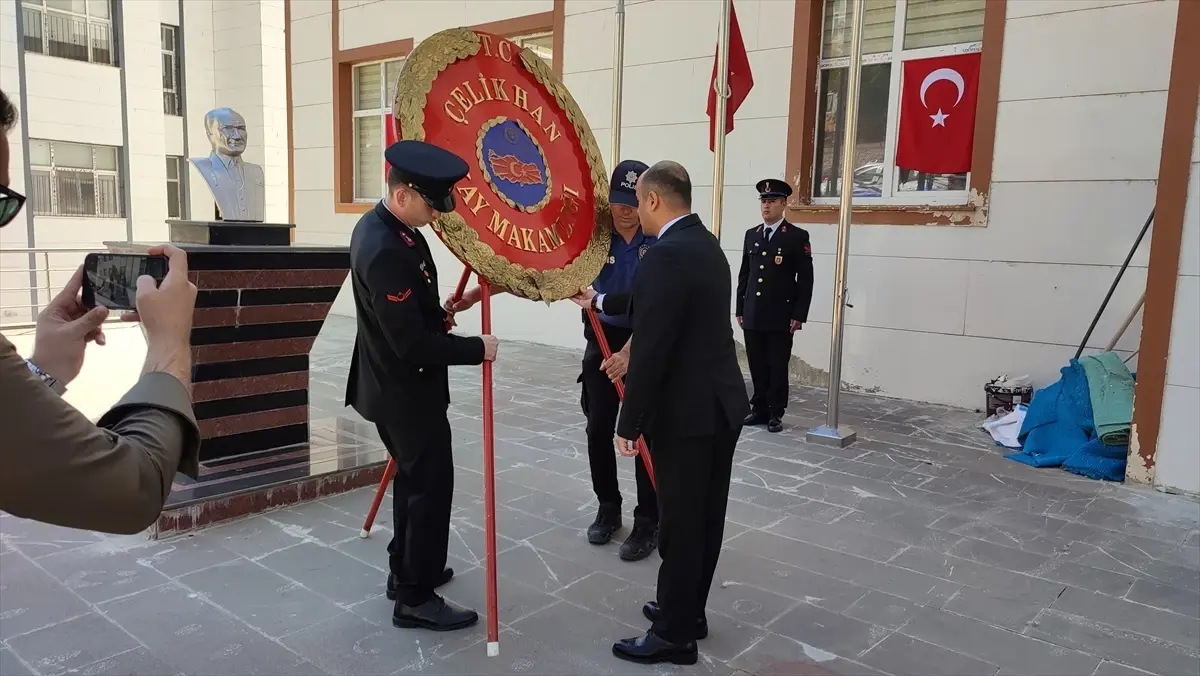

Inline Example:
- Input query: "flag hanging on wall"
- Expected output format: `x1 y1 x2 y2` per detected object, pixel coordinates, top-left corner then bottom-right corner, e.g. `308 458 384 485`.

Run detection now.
384 112 398 183
895 52 982 174
707 0 754 152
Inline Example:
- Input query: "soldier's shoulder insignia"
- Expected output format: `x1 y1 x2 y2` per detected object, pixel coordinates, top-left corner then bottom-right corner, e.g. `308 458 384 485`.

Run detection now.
398 230 416 248
638 244 650 259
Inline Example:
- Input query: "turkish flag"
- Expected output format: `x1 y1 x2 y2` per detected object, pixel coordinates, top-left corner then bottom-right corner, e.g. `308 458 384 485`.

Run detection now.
707 0 754 152
384 112 398 183
895 52 981 174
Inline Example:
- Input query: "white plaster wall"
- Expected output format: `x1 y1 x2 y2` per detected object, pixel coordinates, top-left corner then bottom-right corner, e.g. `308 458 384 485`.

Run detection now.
124 0 171 242
1 0 32 325
290 0 1181 408
1153 99 1200 497
183 0 219 222
211 0 289 224
22 54 123 146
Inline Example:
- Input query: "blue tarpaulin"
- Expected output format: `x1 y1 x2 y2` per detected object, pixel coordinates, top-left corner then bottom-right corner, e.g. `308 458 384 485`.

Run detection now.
1002 357 1129 482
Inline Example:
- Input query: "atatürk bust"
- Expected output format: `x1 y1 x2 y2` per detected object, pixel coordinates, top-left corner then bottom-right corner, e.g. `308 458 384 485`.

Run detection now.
190 107 266 223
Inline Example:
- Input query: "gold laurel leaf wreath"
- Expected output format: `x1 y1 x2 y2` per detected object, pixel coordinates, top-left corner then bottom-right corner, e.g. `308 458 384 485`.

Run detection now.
392 27 612 303
474 116 553 214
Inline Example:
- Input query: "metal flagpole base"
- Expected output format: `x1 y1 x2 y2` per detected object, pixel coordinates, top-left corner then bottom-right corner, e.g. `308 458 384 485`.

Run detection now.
806 425 858 448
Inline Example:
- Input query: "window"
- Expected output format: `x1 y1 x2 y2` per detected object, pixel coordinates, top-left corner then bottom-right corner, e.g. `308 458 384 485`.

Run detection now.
166 156 187 219
514 32 553 71
28 140 124 218
351 58 405 201
161 25 182 116
812 0 983 205
21 0 117 66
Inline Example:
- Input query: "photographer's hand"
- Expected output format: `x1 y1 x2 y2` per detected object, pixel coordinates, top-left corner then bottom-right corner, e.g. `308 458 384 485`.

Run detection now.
30 266 109 385
123 245 196 388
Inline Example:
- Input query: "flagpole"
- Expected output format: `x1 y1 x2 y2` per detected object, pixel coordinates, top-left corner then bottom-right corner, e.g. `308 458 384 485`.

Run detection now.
710 0 732 238
806 0 863 449
610 0 626 165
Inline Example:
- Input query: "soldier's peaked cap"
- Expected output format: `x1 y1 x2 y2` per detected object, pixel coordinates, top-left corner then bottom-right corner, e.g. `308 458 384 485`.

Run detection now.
756 178 793 200
385 140 470 213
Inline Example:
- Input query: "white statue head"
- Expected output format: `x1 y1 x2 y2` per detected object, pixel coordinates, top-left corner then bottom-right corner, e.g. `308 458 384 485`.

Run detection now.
204 107 248 158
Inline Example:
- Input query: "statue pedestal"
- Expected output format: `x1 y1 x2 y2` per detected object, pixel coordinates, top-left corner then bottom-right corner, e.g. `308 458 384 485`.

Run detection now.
105 224 372 536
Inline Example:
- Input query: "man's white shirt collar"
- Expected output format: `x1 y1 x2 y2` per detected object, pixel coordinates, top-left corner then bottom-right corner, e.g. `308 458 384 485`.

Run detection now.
658 214 689 238
763 219 784 237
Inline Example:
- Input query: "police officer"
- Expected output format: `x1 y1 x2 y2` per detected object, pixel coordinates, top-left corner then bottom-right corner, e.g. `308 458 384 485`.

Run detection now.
346 140 500 633
735 179 814 433
450 160 660 561
578 160 659 561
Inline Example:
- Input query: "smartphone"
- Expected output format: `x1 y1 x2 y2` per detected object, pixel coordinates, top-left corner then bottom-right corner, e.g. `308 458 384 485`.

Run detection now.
82 253 168 310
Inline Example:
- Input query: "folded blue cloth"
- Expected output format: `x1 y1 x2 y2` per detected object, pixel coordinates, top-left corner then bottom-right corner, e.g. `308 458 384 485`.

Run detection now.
1063 437 1127 481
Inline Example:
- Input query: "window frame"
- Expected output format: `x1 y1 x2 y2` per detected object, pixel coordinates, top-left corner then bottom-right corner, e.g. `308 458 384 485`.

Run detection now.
351 57 405 202
329 8 565 214
161 24 183 116
784 0 1006 226
166 155 187 219
28 139 125 219
20 0 119 67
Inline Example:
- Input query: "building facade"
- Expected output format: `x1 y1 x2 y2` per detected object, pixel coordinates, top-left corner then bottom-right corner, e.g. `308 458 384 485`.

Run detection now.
0 0 289 324
0 0 1192 495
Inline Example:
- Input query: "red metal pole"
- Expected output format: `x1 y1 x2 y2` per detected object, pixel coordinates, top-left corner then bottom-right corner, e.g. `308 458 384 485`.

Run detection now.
479 275 500 656
360 266 476 538
585 308 655 488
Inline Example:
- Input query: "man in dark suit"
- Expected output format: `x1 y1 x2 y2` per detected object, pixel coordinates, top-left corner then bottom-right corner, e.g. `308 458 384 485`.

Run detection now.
736 179 814 433
611 161 750 665
346 140 499 633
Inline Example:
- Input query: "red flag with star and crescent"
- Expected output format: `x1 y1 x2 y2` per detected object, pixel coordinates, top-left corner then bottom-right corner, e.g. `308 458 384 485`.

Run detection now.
384 112 398 184
896 52 981 174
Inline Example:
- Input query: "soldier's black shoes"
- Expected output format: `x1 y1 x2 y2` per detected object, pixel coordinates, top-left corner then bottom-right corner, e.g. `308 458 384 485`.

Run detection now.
587 506 622 545
767 416 784 433
743 411 769 426
392 594 478 632
385 568 454 601
641 601 709 639
612 631 698 665
619 521 659 561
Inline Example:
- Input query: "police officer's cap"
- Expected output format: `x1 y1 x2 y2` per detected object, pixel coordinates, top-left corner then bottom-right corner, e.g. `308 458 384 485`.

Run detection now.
756 178 793 201
608 159 649 208
385 140 469 213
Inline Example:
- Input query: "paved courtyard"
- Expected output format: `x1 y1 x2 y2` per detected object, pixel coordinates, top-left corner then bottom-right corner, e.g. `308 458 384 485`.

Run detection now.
2 317 1198 676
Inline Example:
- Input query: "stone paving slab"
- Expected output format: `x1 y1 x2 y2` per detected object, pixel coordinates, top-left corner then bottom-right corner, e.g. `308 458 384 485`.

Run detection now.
2 317 1198 675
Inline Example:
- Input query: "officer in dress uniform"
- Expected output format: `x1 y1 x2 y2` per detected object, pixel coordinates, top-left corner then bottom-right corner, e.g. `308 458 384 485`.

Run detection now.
578 160 659 561
346 140 500 633
735 179 814 433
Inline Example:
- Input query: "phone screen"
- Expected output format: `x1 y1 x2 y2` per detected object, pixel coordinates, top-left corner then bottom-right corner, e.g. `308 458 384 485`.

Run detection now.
82 253 168 310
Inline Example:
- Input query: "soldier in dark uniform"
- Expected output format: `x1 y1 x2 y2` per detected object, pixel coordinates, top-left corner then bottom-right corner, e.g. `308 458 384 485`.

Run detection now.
346 140 500 633
735 179 814 433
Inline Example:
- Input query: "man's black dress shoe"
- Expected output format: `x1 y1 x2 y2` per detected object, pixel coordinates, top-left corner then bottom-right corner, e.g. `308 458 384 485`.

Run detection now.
642 601 708 639
586 505 622 545
619 521 658 562
385 568 454 601
612 631 697 665
392 594 478 632
767 416 783 433
743 411 769 426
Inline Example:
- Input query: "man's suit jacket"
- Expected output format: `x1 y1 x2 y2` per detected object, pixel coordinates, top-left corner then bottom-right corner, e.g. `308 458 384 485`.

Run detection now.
616 214 750 441
345 202 485 424
0 334 200 534
736 220 814 331
190 153 266 222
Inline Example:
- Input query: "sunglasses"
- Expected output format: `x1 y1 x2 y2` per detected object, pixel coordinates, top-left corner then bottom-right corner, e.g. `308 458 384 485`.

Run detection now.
0 184 25 228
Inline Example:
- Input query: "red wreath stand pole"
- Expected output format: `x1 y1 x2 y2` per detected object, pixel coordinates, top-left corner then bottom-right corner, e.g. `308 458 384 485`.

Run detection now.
478 276 501 655
360 267 473 538
584 308 655 488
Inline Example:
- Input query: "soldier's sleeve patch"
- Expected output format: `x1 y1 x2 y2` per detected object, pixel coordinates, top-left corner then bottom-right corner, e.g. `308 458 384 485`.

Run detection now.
386 289 413 303
803 242 812 255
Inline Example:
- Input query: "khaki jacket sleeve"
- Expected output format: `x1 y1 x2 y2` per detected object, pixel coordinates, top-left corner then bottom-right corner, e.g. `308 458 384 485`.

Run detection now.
0 335 200 534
